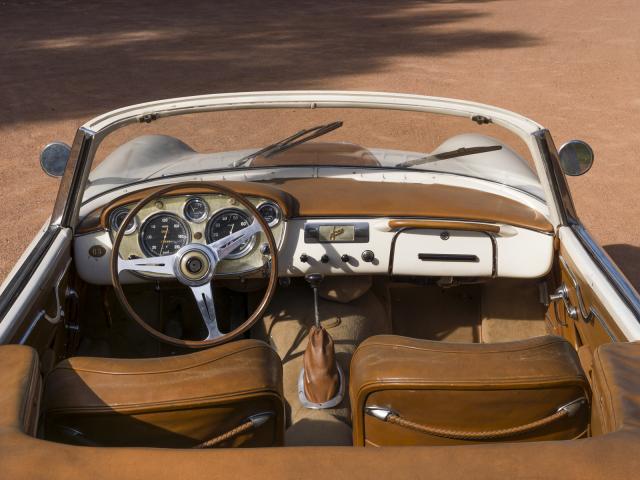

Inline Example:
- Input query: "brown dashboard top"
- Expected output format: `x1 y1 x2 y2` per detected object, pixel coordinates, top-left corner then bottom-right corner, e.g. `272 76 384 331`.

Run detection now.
77 178 553 234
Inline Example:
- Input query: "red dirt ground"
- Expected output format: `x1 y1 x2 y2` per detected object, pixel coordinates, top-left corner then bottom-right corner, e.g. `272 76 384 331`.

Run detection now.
0 1 639 287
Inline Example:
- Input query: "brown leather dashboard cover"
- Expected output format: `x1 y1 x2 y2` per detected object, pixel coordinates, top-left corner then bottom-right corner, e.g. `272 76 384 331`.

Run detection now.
42 339 285 448
350 335 589 446
78 178 552 234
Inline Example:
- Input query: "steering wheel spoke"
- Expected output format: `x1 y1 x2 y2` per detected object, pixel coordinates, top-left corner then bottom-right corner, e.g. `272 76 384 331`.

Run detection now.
117 255 175 276
209 220 262 260
190 283 222 340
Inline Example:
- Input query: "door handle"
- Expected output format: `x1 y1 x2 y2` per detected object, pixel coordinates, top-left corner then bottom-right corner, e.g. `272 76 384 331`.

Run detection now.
549 284 578 320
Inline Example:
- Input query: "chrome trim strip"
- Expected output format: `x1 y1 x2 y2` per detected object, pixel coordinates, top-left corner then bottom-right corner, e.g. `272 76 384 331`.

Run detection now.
571 224 640 321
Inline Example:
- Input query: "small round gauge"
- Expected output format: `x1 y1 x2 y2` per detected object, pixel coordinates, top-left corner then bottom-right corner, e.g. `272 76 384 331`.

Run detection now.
109 207 138 235
206 208 255 259
257 201 281 227
183 197 209 223
140 213 191 257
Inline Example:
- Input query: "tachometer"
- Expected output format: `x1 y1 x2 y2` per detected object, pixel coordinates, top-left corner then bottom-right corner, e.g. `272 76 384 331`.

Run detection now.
206 208 255 259
140 213 191 257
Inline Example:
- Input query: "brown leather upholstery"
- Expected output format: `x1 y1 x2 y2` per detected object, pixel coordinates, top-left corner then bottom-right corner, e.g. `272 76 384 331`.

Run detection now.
3 342 640 478
303 326 340 404
80 178 553 234
42 339 285 448
350 335 590 446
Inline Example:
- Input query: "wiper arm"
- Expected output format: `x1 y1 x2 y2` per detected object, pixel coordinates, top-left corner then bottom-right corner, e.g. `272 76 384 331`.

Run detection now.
233 120 343 167
396 145 502 168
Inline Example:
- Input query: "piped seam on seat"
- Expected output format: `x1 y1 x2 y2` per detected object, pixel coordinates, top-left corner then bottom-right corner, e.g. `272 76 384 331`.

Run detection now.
50 343 279 376
45 388 283 414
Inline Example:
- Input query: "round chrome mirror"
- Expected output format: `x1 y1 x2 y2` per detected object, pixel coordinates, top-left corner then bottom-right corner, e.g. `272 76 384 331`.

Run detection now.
558 140 594 176
40 142 71 177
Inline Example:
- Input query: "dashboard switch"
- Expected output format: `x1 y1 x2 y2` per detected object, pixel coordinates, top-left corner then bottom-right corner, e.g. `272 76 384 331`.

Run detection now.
341 254 350 263
361 250 375 263
320 254 330 263
300 253 310 263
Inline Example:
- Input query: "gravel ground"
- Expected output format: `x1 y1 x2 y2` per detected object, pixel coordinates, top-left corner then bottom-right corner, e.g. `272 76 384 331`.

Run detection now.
0 0 638 287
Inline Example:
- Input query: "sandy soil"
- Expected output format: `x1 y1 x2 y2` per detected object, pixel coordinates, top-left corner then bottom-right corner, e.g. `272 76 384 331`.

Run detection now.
0 0 638 288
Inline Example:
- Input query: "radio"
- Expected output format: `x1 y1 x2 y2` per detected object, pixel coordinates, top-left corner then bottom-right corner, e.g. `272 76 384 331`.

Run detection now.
304 222 369 243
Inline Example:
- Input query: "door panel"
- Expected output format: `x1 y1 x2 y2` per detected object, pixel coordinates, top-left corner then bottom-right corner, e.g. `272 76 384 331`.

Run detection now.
0 228 75 370
550 226 640 377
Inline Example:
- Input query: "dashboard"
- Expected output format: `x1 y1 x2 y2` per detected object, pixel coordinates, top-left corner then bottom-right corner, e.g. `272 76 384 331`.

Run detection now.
73 178 555 284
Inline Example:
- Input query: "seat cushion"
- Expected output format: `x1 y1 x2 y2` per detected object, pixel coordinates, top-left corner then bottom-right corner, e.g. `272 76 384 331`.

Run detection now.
43 339 284 448
350 335 590 446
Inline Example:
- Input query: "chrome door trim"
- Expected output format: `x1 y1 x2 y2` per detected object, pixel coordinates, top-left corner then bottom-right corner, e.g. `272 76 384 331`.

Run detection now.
571 224 640 322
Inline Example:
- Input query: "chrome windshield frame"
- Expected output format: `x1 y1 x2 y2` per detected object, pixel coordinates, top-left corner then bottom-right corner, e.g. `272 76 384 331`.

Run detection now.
52 91 559 230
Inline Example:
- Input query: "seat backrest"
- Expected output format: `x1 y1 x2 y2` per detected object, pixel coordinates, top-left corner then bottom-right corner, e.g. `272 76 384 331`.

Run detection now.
42 339 285 448
349 335 590 446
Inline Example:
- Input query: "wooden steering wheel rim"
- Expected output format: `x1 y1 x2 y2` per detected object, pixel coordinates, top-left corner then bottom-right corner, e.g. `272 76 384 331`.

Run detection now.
109 181 279 348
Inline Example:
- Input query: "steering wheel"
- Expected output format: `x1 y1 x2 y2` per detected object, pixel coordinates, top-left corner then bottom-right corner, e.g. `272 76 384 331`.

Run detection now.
109 181 278 348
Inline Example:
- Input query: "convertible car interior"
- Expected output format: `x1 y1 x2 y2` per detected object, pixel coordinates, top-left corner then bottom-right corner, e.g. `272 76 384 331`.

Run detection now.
1 92 639 478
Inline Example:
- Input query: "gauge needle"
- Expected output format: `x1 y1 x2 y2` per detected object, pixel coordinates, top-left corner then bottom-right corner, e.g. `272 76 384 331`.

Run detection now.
160 225 169 254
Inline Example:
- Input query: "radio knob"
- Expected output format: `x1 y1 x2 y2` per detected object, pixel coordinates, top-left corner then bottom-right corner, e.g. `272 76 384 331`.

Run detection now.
361 250 375 263
341 254 350 263
300 253 310 263
320 254 330 264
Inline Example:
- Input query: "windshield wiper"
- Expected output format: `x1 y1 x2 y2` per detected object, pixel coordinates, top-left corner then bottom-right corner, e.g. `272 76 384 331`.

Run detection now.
396 145 502 168
232 120 343 167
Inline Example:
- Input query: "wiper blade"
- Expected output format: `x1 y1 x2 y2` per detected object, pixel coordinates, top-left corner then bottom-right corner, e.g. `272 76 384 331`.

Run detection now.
396 145 502 168
233 120 343 167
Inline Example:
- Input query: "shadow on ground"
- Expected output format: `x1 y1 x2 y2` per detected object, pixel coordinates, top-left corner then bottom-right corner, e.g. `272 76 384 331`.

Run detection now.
603 245 640 291
0 0 538 126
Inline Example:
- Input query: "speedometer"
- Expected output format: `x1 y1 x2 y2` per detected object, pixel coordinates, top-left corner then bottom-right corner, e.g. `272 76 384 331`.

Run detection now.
206 208 255 259
140 213 191 257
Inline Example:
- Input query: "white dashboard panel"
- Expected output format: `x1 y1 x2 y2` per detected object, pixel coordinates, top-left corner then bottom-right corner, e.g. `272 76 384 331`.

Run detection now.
74 217 554 284
278 219 392 276
391 230 493 277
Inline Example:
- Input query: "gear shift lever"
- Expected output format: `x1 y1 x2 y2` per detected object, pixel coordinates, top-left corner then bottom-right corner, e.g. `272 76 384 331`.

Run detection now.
305 273 324 329
298 273 344 409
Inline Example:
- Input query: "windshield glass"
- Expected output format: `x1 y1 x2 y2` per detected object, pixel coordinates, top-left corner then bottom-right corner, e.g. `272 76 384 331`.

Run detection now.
87 107 544 201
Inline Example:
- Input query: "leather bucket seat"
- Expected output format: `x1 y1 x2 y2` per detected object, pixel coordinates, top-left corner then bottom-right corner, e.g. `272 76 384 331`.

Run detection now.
350 335 590 446
42 339 285 448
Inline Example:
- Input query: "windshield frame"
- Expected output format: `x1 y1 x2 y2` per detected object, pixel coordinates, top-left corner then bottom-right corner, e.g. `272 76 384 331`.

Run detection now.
51 91 561 228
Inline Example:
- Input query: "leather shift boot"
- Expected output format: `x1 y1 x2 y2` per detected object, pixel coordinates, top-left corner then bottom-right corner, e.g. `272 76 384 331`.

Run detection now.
303 326 340 404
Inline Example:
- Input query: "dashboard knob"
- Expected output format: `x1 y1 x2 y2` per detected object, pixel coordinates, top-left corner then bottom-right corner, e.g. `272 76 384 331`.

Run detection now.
300 253 310 263
320 254 330 264
260 243 270 255
361 250 375 263
341 254 350 263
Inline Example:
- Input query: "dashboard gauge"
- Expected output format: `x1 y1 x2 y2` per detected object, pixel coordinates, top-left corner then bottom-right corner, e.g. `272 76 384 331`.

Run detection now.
109 207 138 235
140 213 191 257
257 201 281 227
183 197 209 223
206 208 255 259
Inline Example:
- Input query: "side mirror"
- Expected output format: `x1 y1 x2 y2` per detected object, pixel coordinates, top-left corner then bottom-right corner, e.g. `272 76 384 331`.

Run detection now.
558 140 594 176
40 142 71 177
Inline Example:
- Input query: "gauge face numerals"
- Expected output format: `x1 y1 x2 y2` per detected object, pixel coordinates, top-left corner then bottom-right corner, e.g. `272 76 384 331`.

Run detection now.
183 197 209 223
206 208 255 259
257 202 281 227
140 213 190 257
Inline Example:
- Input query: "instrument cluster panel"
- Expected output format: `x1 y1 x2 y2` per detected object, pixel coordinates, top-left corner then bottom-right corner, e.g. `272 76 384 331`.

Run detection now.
106 193 284 276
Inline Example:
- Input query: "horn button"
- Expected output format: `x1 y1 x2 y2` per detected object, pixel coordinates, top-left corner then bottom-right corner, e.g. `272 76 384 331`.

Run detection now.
177 249 212 283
